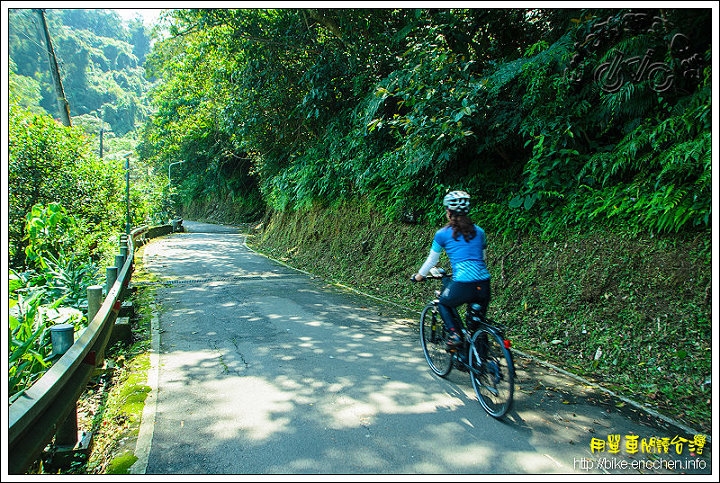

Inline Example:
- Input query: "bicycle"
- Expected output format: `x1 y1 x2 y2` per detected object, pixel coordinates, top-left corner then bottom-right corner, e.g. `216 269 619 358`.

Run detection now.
417 267 515 418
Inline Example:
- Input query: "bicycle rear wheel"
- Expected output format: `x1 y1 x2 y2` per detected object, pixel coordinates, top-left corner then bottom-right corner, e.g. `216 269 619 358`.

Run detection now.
469 329 514 418
419 303 453 377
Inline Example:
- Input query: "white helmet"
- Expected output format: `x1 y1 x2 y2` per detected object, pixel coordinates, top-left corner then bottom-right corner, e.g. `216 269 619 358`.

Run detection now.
443 190 470 214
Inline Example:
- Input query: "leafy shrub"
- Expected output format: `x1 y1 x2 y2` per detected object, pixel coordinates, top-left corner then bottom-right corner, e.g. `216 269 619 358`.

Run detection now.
8 205 103 403
8 105 126 269
8 271 85 403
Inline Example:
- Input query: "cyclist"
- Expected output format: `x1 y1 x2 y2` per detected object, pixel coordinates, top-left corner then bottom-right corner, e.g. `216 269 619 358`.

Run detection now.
411 190 491 351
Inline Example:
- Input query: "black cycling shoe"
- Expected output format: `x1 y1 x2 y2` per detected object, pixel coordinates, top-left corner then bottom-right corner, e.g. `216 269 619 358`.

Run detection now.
446 332 463 352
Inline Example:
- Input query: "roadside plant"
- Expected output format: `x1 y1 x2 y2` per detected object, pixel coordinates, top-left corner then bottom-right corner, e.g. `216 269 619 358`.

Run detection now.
24 202 78 270
8 270 84 403
8 204 102 402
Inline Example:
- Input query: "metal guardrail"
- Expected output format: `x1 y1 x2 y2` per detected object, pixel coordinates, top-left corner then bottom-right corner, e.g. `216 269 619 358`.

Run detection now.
7 222 181 474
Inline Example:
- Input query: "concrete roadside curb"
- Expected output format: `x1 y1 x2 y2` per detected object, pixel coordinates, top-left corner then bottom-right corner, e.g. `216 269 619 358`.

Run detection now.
129 307 161 474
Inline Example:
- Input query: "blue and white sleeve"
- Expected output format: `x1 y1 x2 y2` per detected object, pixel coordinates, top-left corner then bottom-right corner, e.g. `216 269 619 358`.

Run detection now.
418 241 442 277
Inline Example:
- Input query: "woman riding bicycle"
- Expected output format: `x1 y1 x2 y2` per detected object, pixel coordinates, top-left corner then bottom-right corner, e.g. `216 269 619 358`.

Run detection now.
411 190 491 351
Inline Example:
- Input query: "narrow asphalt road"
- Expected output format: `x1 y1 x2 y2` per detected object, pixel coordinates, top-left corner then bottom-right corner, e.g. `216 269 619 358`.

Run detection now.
128 221 712 476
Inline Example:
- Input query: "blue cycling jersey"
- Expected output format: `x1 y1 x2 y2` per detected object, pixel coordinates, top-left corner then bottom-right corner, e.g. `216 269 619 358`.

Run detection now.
431 225 490 282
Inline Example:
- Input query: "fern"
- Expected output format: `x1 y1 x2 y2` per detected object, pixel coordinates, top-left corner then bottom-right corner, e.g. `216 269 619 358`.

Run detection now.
485 56 532 96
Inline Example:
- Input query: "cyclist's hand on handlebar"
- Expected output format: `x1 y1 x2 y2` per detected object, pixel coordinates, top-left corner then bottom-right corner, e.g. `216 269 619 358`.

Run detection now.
429 267 445 278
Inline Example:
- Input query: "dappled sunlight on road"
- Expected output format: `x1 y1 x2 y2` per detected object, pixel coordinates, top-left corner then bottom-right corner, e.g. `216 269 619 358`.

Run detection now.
140 222 711 475
209 376 295 441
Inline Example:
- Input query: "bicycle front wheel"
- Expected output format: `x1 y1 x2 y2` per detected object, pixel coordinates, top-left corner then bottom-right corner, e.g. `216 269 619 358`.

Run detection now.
469 329 514 418
420 303 453 377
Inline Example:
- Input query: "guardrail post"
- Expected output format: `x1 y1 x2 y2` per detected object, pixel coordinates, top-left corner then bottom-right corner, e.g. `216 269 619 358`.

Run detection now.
115 254 126 271
116 249 130 298
119 233 129 257
46 324 91 470
106 267 118 296
87 285 103 322
50 324 74 358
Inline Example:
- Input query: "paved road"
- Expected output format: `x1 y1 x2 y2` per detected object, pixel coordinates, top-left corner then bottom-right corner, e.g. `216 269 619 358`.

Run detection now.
129 221 712 476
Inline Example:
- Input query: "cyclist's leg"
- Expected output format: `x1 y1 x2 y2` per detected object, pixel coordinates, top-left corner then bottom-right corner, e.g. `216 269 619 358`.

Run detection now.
438 278 459 331
438 281 474 331
467 280 490 332
440 281 488 324
473 279 491 321
440 281 483 350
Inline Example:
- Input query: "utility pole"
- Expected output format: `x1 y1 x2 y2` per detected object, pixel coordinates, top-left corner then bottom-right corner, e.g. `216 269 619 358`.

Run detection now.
96 109 104 158
99 126 104 158
124 154 131 235
35 8 72 127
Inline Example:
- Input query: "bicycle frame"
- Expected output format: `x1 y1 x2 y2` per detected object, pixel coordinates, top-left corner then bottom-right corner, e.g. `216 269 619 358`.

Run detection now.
417 268 515 418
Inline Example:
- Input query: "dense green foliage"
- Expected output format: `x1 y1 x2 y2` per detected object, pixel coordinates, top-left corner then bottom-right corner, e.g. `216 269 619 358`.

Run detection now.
8 104 128 269
7 6 183 261
8 8 153 135
8 8 175 267
141 8 711 238
8 205 104 403
8 280 79 403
